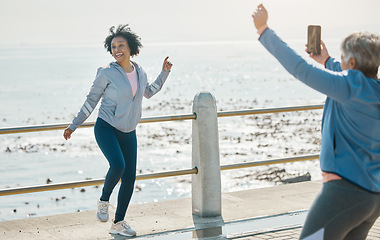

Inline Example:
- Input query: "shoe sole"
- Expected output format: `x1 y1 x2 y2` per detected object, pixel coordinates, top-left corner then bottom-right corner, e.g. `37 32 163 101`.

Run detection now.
109 229 136 237
96 214 109 222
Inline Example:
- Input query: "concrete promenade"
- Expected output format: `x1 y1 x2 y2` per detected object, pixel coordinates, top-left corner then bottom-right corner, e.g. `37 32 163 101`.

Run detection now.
1 181 379 239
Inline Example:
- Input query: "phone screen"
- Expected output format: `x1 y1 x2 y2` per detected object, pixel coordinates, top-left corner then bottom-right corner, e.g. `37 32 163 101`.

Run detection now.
307 25 321 55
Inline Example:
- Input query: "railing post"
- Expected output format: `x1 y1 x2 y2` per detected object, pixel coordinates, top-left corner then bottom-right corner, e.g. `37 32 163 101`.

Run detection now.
192 91 222 217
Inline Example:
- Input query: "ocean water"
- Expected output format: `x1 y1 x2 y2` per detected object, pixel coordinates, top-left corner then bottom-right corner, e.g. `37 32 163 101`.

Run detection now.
0 38 339 221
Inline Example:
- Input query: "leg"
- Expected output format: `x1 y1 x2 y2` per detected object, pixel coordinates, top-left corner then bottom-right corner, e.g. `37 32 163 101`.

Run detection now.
114 130 137 222
299 182 334 239
300 179 380 240
344 220 376 240
344 201 380 239
94 118 126 202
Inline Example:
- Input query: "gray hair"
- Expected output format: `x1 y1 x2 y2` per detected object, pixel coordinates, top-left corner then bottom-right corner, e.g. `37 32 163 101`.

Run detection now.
341 32 380 78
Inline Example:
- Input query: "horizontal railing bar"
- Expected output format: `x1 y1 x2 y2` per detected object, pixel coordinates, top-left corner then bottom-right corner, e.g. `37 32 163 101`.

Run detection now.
136 167 198 181
0 154 319 197
139 113 196 124
220 154 319 171
0 113 197 135
217 104 323 118
0 122 92 135
0 168 198 196
0 105 323 135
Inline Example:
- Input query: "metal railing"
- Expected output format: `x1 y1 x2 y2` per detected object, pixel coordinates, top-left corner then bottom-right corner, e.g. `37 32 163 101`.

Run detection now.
0 104 323 135
0 113 197 135
217 104 323 118
0 154 320 197
0 103 323 197
0 168 198 196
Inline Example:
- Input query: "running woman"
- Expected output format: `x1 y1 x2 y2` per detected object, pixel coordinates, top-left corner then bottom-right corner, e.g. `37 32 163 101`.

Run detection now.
64 24 173 237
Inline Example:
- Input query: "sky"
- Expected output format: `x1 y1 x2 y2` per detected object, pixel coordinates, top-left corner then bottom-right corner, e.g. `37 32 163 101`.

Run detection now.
0 0 379 46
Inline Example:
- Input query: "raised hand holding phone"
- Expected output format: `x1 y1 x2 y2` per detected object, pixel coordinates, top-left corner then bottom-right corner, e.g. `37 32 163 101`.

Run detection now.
306 40 331 66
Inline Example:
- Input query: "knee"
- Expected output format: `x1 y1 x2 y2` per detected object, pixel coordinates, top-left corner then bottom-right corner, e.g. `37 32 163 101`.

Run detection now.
109 161 125 175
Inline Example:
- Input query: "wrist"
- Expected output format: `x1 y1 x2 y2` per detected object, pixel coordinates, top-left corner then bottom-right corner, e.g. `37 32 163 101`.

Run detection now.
257 24 268 36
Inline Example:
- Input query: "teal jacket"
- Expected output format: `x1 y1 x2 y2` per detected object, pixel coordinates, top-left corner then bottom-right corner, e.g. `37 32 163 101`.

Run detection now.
259 28 380 192
69 61 169 133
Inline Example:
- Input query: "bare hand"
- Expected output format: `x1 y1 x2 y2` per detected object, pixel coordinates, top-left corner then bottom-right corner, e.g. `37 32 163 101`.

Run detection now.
162 56 173 71
252 4 268 30
305 40 330 65
63 128 74 140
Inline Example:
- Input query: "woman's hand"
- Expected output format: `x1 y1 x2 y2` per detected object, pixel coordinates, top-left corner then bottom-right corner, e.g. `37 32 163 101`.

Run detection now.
252 4 268 30
305 40 330 66
162 56 173 71
63 128 74 140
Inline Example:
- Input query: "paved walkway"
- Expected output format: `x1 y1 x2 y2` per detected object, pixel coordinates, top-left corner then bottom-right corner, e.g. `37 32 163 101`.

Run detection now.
229 219 380 239
1 181 379 239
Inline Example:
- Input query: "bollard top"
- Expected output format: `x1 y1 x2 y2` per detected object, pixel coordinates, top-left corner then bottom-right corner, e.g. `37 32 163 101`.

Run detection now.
193 92 217 107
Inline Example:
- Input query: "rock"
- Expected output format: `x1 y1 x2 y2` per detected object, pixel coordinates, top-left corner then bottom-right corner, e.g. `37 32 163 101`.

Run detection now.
135 185 142 192
280 172 311 184
235 167 312 185
254 167 286 181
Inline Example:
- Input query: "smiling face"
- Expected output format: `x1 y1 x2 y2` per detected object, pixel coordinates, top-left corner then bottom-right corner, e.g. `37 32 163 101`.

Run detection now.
111 36 131 64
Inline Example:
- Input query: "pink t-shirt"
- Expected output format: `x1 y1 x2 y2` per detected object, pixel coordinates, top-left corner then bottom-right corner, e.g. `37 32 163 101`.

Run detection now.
126 63 138 97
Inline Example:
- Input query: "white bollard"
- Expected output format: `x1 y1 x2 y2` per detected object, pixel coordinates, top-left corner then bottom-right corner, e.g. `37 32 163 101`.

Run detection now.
192 91 222 217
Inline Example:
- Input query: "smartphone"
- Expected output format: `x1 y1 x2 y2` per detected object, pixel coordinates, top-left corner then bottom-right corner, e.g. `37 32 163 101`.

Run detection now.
307 25 321 55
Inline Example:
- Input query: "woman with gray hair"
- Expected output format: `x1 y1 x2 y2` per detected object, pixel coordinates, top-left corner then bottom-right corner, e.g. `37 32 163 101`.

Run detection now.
252 4 380 240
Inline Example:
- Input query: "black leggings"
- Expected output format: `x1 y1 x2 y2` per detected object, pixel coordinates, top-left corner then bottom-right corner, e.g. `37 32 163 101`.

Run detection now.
94 118 137 223
300 179 380 239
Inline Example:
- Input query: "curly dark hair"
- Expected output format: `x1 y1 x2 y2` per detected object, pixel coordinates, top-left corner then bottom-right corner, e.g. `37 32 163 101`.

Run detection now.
104 24 142 56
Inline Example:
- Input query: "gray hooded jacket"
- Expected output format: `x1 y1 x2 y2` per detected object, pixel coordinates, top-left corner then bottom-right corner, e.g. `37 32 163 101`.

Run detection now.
68 61 170 133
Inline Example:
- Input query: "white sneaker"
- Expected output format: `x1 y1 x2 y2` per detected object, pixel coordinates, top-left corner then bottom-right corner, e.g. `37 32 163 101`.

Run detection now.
109 220 136 237
96 200 109 222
